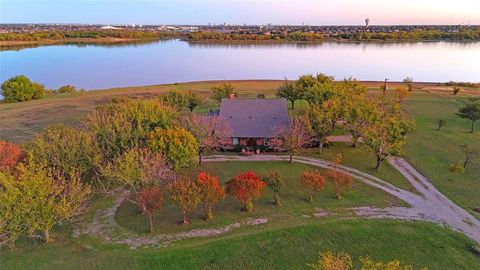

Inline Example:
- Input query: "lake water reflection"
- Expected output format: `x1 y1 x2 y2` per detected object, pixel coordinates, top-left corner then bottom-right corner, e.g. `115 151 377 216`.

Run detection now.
0 39 479 90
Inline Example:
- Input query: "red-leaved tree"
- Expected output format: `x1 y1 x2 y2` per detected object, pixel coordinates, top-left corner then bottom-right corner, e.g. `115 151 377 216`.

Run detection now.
0 140 22 170
168 179 201 225
271 117 310 163
137 186 163 233
300 170 326 202
226 171 266 212
196 172 225 220
326 154 353 199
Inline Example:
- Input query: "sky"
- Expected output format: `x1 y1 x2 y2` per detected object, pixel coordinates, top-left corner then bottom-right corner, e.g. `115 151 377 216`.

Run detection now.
1 0 479 25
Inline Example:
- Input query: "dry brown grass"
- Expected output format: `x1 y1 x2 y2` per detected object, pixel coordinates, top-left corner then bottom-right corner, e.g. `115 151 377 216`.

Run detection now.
1 80 478 143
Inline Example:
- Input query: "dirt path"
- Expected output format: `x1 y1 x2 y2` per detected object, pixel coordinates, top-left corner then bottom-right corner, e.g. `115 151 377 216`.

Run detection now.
204 155 480 243
73 188 268 249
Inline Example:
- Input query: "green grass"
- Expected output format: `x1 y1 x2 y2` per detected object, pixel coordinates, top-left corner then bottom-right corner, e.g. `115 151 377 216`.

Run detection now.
404 92 480 218
2 219 479 269
115 161 403 234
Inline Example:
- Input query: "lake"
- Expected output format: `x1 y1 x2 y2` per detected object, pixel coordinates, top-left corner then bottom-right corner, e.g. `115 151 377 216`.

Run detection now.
0 39 479 90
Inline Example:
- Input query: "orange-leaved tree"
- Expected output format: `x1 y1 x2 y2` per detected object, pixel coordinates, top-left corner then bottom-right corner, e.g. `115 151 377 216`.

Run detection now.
226 171 266 212
196 172 225 221
0 140 22 170
300 170 326 202
326 154 353 199
137 186 163 233
168 179 201 225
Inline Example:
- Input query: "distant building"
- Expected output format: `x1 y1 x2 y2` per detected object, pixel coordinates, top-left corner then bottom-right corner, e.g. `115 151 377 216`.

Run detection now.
100 25 120 30
219 95 289 147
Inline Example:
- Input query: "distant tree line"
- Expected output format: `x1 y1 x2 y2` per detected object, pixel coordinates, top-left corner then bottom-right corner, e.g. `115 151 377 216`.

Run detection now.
0 30 179 42
187 29 480 42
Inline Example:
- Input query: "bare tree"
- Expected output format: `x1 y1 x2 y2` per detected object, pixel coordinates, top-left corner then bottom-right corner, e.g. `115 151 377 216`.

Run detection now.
271 117 311 163
183 114 232 164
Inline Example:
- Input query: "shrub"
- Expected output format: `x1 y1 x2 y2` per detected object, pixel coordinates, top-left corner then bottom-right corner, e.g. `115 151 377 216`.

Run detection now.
437 119 446 131
448 161 465 174
227 171 266 212
57 85 77 94
0 141 22 170
137 186 163 233
300 170 326 202
168 179 201 225
196 172 225 220
307 251 353 270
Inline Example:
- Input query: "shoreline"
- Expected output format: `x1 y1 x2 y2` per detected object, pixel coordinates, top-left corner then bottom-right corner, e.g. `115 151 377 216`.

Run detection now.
1 37 479 50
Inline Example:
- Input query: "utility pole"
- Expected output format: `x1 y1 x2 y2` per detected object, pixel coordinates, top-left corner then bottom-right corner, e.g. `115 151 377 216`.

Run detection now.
383 78 389 96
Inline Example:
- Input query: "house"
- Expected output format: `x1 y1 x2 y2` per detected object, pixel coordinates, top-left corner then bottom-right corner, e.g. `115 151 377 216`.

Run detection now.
219 95 289 147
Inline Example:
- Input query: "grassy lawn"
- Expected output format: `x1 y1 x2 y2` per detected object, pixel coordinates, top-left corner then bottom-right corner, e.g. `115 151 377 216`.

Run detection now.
115 161 403 234
404 92 480 218
2 219 479 270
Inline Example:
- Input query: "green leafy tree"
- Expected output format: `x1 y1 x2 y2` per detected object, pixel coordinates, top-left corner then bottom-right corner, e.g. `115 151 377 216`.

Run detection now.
457 97 480 133
0 163 91 246
210 83 236 104
1 75 45 103
277 79 303 109
263 171 284 206
148 128 198 174
85 98 178 160
186 90 202 112
160 90 188 110
362 104 415 170
25 125 101 184
101 148 173 191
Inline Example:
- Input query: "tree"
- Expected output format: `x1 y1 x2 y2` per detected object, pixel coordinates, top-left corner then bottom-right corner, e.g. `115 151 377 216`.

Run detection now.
226 171 266 212
160 90 187 111
457 97 480 133
256 93 266 99
362 104 415 170
277 78 303 109
344 97 377 148
0 163 91 246
182 114 231 164
437 119 446 131
196 172 225 220
305 98 342 152
25 125 101 184
327 169 353 200
210 83 236 104
101 148 173 191
0 141 22 170
137 186 163 233
300 170 326 202
403 77 414 91
85 98 178 160
461 144 478 169
186 90 202 112
147 128 198 174
271 117 310 163
1 75 45 103
57 85 77 94
168 179 201 225
263 171 284 206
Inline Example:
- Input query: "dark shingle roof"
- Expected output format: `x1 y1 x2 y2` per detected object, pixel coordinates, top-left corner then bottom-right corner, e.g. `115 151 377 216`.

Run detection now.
219 98 289 138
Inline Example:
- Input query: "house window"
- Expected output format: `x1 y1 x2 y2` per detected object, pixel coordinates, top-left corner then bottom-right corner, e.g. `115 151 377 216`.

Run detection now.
264 138 270 146
232 138 239 145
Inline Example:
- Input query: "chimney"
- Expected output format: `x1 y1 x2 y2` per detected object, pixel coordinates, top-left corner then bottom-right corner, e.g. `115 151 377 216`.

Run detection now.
229 93 235 100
